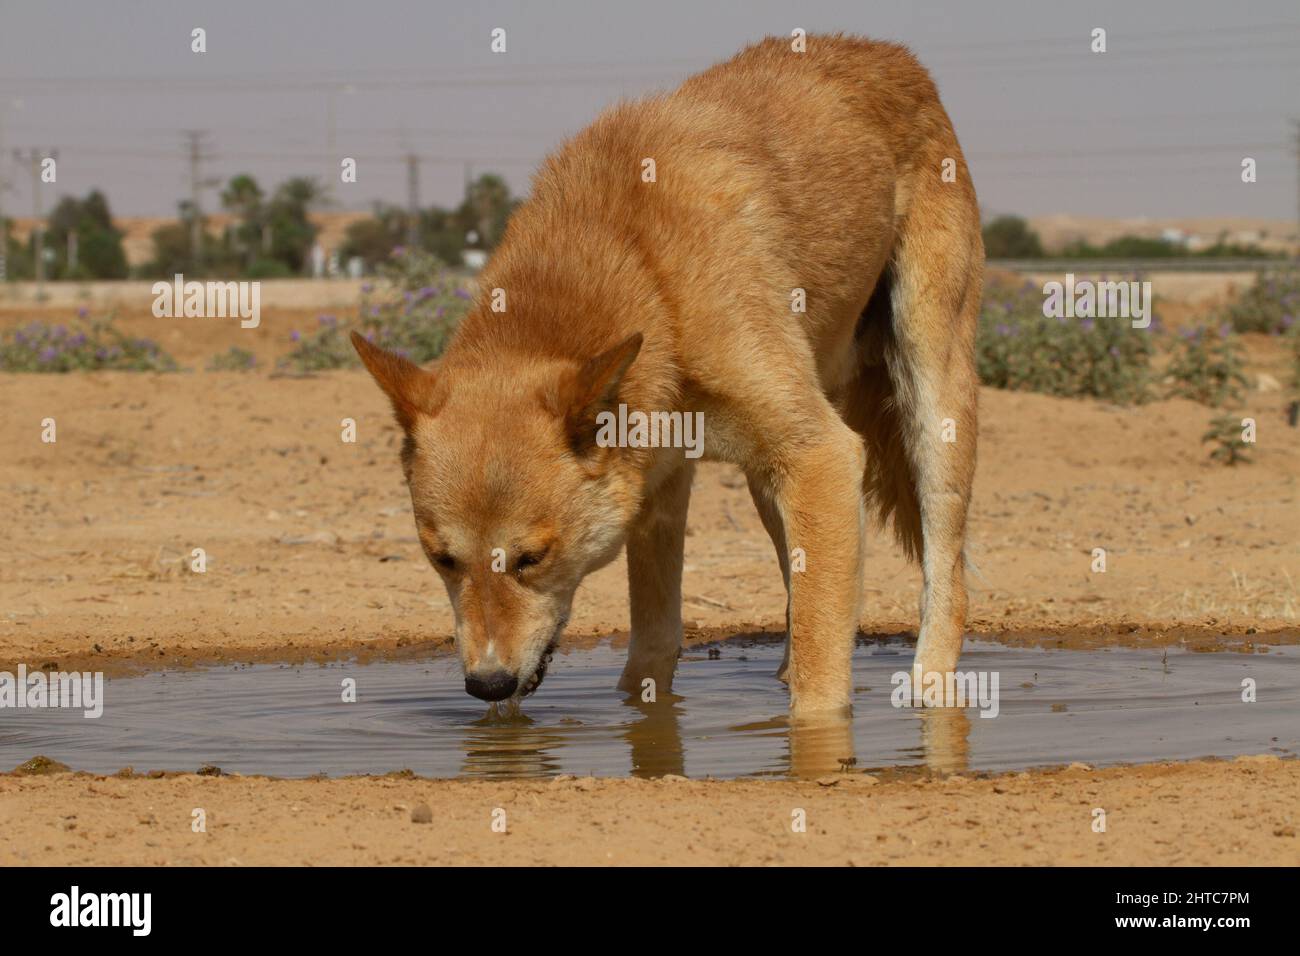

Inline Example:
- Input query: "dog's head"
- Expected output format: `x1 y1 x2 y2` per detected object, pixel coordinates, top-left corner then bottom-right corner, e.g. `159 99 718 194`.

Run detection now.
351 330 645 703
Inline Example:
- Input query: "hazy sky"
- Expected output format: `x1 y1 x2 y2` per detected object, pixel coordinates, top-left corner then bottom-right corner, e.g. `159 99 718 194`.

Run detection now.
0 0 1296 222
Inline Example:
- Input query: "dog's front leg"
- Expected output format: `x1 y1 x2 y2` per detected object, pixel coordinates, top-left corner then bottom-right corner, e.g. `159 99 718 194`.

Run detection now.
771 423 866 719
617 462 694 698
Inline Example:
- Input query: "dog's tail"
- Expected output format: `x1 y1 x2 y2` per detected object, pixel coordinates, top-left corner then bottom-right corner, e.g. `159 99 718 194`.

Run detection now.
851 264 985 587
849 263 926 564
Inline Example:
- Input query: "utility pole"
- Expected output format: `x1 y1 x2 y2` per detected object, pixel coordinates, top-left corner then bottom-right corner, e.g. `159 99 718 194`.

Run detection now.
15 147 54 296
326 88 336 153
183 130 214 270
1292 119 1300 257
326 84 356 154
0 110 7 283
0 106 6 284
405 152 420 249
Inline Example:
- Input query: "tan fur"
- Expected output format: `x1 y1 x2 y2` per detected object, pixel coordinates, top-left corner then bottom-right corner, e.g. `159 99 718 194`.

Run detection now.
355 34 983 717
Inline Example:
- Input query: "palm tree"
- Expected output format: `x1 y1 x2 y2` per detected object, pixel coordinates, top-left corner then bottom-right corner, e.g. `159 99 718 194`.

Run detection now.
221 174 264 266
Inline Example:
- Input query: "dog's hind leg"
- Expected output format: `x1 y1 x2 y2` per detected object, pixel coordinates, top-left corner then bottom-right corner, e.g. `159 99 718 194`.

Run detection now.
747 475 792 682
618 461 694 698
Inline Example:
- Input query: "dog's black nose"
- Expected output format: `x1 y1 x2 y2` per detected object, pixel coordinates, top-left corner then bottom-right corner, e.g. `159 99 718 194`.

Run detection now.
465 670 518 701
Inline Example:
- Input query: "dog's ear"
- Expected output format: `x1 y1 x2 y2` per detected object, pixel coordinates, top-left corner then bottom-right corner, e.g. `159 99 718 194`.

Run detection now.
350 331 441 433
552 332 643 455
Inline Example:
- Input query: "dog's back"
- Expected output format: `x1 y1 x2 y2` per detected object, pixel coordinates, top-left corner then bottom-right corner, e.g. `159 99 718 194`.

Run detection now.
464 33 971 364
457 35 978 560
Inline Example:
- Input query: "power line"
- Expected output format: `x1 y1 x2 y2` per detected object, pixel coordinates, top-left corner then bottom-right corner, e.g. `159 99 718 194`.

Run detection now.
0 36 1292 95
13 146 56 292
405 153 419 247
44 138 1292 164
967 142 1291 161
916 21 1300 51
0 107 8 281
1293 119 1300 245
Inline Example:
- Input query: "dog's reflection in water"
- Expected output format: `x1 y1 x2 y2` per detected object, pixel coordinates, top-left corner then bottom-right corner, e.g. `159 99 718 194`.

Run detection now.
739 705 972 779
454 688 973 780
786 715 858 779
459 707 567 778
622 694 687 779
457 694 691 780
916 706 972 774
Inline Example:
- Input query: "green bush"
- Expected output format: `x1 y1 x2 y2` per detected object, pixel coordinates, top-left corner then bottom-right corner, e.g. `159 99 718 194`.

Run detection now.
982 216 1043 259
976 278 1156 403
1163 324 1249 407
1060 235 1185 259
282 247 471 371
0 317 178 372
206 346 259 371
1219 265 1300 334
1202 415 1252 466
245 258 293 279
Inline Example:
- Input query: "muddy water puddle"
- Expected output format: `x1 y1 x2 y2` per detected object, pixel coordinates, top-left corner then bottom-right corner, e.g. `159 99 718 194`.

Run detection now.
1 637 1294 779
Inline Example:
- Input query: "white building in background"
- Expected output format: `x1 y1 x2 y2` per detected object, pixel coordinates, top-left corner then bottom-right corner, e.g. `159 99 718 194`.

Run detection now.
310 243 326 278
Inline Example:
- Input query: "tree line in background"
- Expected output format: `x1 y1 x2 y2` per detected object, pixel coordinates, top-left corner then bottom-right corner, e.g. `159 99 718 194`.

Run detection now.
981 215 1284 260
0 191 1284 282
1 190 130 280
0 171 519 280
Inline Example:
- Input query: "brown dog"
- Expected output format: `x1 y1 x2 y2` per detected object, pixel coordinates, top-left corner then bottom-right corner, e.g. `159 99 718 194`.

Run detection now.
353 34 982 719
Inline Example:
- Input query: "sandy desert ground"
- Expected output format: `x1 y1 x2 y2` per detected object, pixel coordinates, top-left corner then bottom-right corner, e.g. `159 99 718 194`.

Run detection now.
1 276 1296 865
2 758 1295 866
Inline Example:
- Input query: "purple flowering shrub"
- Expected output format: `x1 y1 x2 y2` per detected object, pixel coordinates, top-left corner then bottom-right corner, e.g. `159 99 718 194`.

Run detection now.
976 277 1156 403
1219 264 1299 335
206 346 259 371
1163 324 1249 407
0 317 177 373
282 248 472 371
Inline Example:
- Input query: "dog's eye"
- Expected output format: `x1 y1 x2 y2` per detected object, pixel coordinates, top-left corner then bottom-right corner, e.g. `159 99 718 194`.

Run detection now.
433 552 458 572
514 550 547 573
